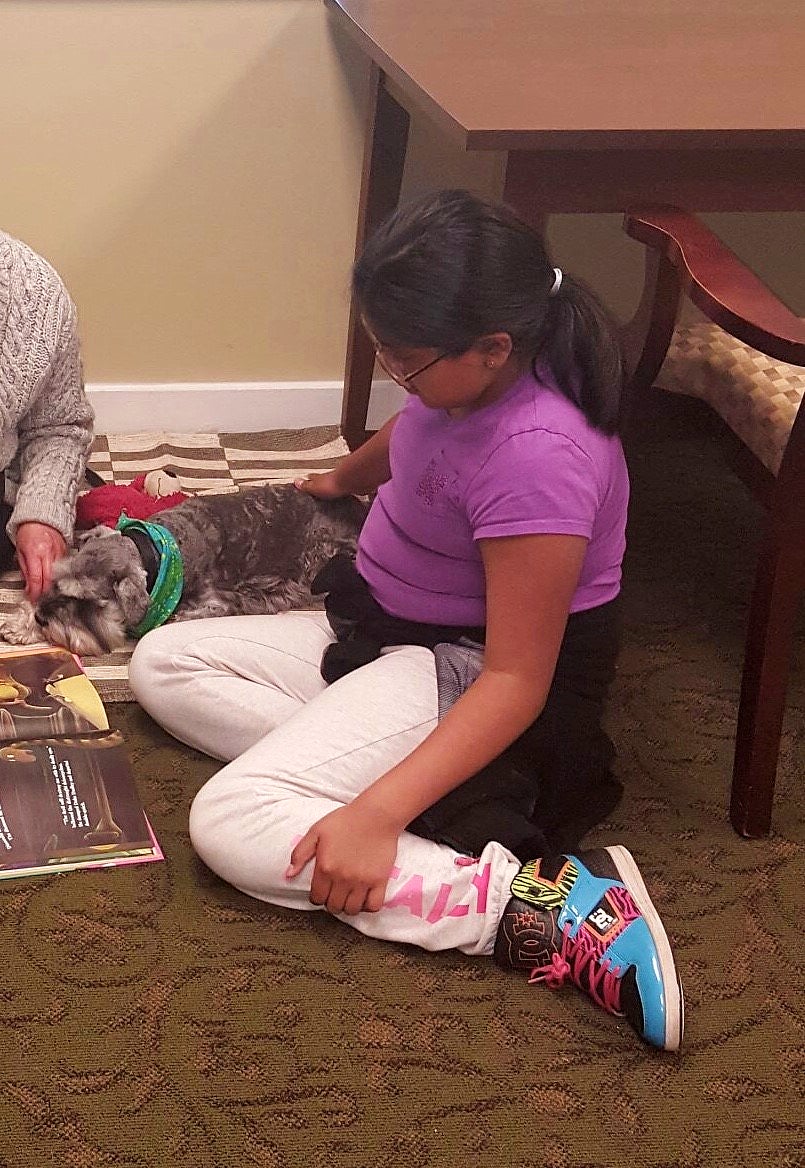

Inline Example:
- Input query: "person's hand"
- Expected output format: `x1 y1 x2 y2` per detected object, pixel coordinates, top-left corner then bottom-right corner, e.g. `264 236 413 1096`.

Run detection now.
294 470 348 500
285 803 400 915
15 522 67 601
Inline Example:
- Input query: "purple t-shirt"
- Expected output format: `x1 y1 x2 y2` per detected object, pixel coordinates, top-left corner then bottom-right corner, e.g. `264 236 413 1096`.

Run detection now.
356 368 629 626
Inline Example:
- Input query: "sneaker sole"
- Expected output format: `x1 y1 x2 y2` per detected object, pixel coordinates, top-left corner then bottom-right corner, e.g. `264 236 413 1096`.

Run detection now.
605 844 684 1052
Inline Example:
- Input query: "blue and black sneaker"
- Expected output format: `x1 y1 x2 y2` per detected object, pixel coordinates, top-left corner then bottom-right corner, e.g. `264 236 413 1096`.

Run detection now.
493 846 683 1051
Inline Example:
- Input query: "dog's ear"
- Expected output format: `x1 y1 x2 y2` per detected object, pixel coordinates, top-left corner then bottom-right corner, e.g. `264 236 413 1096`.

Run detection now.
56 575 96 600
113 576 149 626
77 525 118 545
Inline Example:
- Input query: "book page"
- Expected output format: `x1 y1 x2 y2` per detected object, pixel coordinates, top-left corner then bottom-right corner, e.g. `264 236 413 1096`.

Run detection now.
0 647 108 742
0 730 160 877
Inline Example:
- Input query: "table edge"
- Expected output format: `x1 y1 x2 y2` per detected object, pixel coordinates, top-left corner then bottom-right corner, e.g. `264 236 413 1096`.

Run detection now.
325 0 805 153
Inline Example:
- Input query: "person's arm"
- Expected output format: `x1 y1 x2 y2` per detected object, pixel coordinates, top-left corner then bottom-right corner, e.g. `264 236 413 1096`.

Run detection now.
295 412 399 499
286 531 587 914
9 290 93 597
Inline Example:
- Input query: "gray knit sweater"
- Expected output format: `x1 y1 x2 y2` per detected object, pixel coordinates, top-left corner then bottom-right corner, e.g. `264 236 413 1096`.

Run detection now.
0 230 93 543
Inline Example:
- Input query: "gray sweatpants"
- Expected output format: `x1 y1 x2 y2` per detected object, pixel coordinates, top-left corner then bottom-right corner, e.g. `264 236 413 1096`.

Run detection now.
128 611 521 955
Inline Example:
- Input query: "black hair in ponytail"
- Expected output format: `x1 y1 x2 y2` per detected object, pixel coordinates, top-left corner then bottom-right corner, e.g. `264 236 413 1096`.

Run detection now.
353 189 623 433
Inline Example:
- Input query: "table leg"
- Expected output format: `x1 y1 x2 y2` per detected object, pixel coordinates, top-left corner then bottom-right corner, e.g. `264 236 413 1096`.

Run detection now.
502 155 547 237
341 64 410 449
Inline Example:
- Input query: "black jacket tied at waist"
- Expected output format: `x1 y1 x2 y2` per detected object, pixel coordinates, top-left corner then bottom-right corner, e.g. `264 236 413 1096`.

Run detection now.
311 553 485 683
310 553 623 862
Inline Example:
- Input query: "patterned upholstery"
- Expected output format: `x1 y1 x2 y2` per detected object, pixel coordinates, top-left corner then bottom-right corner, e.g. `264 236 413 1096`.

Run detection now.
655 322 805 475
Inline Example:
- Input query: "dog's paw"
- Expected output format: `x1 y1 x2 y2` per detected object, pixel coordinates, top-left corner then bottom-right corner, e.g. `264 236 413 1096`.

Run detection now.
172 599 229 622
0 601 41 645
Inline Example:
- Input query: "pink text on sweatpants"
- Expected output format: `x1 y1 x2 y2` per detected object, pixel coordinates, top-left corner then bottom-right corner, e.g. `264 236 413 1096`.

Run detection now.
383 862 491 924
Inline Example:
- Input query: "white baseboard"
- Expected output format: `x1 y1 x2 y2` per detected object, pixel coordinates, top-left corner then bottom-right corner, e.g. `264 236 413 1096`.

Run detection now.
87 380 407 434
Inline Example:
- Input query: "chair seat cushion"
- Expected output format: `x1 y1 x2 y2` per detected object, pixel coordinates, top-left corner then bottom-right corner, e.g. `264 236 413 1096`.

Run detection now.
655 321 804 475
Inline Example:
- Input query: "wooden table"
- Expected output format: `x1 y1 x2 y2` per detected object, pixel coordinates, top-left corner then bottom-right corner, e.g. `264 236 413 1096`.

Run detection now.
324 0 805 447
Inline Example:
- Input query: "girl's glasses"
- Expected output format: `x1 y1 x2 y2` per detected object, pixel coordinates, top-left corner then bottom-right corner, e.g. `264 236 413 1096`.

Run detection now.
373 348 446 388
365 327 447 388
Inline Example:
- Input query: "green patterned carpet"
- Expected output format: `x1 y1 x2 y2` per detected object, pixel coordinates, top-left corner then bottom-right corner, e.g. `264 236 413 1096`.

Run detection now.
0 396 802 1168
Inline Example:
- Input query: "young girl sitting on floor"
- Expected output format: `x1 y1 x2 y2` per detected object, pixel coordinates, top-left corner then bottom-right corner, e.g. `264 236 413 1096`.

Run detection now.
130 189 683 1052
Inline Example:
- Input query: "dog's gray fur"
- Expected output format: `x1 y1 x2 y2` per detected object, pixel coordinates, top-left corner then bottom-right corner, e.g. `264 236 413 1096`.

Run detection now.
0 485 366 657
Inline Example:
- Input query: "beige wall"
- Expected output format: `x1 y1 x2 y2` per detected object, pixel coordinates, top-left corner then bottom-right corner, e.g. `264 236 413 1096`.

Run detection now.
0 0 801 386
0 0 370 382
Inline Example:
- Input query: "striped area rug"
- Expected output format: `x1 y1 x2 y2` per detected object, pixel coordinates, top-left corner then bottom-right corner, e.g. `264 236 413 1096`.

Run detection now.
0 426 350 701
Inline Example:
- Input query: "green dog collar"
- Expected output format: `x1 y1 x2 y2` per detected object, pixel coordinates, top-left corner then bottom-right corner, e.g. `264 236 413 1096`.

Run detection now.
116 513 184 637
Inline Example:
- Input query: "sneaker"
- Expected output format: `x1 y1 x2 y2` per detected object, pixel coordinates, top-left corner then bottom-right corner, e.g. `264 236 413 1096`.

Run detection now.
493 845 683 1051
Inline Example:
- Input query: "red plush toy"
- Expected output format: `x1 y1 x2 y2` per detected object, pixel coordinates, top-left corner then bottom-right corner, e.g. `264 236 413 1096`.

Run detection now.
76 470 189 530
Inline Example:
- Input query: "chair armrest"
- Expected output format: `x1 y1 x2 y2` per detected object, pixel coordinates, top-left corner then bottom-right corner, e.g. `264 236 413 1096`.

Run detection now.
624 206 805 365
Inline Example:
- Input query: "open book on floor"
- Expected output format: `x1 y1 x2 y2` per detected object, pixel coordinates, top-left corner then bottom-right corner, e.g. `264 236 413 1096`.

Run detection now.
0 645 163 879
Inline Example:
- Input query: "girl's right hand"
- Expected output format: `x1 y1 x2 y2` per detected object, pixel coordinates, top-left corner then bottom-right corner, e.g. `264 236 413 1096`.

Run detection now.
294 470 347 499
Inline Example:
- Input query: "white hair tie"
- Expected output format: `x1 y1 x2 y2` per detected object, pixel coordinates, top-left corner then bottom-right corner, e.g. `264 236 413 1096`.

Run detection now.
548 267 563 297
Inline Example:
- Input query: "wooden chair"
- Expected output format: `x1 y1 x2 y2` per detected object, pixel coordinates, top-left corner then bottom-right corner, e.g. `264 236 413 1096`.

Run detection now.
621 206 805 837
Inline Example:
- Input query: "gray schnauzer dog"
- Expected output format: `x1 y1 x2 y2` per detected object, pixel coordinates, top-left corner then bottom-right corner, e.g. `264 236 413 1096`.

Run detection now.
0 485 366 657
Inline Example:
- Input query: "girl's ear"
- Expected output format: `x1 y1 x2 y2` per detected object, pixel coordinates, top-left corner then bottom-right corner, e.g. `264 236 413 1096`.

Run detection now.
476 332 514 363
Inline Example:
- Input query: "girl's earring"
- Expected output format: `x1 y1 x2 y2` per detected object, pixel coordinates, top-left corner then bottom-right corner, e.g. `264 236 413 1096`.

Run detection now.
486 360 496 369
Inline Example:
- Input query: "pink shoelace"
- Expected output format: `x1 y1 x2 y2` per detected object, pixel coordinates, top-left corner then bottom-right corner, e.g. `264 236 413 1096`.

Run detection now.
528 922 624 1015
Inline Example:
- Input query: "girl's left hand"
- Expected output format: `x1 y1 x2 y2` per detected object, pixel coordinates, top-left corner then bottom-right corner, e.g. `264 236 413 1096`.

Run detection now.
285 803 400 916
15 522 67 601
